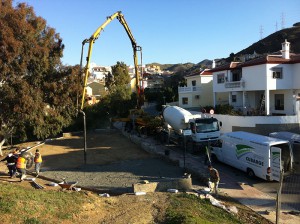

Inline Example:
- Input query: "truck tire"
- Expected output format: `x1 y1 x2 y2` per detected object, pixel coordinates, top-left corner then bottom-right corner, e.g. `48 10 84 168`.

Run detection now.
247 168 255 178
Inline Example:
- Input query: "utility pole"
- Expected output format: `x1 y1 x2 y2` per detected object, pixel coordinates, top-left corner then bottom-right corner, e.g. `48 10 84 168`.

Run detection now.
79 110 87 165
276 169 284 224
281 12 285 29
260 25 264 40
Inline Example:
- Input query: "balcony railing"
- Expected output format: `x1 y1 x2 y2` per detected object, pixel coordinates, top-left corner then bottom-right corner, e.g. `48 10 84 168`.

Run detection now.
225 81 245 88
178 86 201 93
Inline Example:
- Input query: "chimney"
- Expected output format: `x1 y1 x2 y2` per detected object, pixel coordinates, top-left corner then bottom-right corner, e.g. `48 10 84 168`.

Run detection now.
212 59 216 68
281 39 290 59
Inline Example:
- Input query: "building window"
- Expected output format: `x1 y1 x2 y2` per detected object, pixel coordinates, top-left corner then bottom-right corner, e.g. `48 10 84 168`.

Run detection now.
217 73 225 83
232 69 242 81
232 95 237 103
272 68 283 79
182 97 188 105
192 80 196 86
275 94 284 110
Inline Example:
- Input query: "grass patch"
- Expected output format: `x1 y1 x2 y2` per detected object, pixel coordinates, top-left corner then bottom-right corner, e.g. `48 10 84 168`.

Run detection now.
164 193 242 224
0 182 89 223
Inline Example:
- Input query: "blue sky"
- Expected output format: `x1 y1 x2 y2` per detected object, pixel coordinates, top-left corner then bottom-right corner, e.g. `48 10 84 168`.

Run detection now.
19 0 300 67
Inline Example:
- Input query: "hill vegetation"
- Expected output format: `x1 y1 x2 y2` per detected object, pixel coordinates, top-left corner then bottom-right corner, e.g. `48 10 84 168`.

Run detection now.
236 23 300 56
148 23 300 73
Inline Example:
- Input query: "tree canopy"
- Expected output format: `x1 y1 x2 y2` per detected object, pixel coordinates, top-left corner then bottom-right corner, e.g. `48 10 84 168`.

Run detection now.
0 0 79 141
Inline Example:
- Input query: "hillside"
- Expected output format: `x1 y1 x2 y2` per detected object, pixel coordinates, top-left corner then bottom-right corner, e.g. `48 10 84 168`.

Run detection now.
236 23 300 56
147 59 212 74
148 23 300 73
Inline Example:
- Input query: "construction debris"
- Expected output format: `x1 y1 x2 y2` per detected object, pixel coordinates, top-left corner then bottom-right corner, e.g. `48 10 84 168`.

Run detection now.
31 179 45 189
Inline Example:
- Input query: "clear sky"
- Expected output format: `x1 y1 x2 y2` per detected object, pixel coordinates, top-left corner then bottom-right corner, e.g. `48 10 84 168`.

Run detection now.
19 0 300 67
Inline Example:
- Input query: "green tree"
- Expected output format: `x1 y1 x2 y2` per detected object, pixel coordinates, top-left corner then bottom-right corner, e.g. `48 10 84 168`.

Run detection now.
0 1 78 141
104 71 114 92
109 62 133 116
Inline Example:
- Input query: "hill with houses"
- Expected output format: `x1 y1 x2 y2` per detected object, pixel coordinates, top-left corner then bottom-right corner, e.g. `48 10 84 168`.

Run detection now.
148 22 300 74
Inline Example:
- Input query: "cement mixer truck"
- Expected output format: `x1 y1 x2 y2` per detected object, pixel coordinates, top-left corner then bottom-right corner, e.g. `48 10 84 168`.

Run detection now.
161 106 221 150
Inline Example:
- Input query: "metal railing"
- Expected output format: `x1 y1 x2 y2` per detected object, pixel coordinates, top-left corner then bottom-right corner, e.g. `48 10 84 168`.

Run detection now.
224 81 245 88
178 86 201 93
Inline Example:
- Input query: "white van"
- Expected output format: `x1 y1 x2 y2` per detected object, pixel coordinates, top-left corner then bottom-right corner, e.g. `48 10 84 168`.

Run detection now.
269 131 300 173
211 131 293 181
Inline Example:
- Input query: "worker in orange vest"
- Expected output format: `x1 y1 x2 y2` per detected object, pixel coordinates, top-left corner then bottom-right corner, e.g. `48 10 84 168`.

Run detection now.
16 155 27 181
34 149 42 177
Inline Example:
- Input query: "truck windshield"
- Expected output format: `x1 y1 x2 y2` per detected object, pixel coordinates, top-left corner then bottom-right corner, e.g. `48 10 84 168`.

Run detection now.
195 118 219 133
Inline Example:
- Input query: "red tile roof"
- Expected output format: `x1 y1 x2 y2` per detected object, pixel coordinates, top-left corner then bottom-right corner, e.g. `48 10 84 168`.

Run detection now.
209 53 300 71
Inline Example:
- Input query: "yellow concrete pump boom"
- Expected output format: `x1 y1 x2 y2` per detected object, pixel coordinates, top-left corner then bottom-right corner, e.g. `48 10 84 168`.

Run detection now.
80 11 141 110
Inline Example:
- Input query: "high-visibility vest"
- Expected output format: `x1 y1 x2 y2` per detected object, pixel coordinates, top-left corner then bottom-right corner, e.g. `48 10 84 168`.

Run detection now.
16 157 26 169
34 153 42 163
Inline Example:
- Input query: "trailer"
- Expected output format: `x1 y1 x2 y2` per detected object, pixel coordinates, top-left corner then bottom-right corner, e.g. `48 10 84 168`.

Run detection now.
211 131 293 181
269 131 300 173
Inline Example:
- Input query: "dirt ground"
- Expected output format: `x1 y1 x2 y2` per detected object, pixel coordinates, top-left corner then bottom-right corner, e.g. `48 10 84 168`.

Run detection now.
0 129 272 224
0 129 199 223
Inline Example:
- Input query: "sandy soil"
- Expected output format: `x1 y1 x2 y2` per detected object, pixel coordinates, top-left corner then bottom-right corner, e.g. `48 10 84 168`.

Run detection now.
38 130 192 193
0 129 272 224
0 129 198 223
0 129 197 192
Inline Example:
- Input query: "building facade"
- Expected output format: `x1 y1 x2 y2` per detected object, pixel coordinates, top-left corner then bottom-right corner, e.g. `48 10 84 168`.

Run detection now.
178 69 213 109
211 40 300 116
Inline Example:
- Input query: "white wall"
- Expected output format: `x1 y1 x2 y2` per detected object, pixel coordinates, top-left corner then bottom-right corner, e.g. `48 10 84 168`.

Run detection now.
293 63 300 89
242 64 266 90
266 64 293 90
189 110 299 134
201 75 212 84
213 70 227 92
269 89 294 115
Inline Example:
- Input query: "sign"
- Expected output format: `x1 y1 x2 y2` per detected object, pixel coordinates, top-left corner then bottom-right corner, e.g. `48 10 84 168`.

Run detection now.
183 129 192 136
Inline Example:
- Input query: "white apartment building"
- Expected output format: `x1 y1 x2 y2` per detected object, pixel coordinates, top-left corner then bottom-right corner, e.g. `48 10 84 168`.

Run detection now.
89 62 112 83
178 69 213 109
211 40 300 116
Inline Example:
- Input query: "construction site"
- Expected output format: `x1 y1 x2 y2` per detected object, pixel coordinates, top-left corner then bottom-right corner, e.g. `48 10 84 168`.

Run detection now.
0 126 276 224
1 6 300 224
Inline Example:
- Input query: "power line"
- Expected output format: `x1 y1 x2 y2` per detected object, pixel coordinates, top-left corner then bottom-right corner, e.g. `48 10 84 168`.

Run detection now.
259 25 264 40
281 12 285 29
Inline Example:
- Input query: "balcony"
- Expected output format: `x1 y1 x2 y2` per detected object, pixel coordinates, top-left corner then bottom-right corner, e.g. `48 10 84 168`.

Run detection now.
225 80 245 88
178 86 201 93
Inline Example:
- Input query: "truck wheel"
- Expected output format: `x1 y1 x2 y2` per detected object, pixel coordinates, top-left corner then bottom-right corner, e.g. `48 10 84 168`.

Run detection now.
247 168 255 178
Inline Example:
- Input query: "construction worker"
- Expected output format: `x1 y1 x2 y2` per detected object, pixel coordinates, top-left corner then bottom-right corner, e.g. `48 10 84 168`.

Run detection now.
34 149 42 177
0 151 17 178
16 155 27 181
208 164 220 195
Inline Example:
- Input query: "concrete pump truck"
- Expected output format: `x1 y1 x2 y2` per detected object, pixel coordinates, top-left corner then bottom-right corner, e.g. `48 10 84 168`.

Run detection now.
79 11 142 111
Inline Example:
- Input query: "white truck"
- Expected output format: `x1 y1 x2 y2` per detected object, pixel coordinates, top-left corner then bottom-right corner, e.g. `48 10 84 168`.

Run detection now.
161 106 221 149
210 131 294 181
269 131 300 173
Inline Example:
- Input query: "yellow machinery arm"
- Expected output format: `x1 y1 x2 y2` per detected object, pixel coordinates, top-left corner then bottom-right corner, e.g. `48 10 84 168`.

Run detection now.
80 11 141 110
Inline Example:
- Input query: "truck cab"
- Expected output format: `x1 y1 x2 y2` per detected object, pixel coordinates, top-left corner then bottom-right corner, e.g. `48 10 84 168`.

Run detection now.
190 117 221 146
